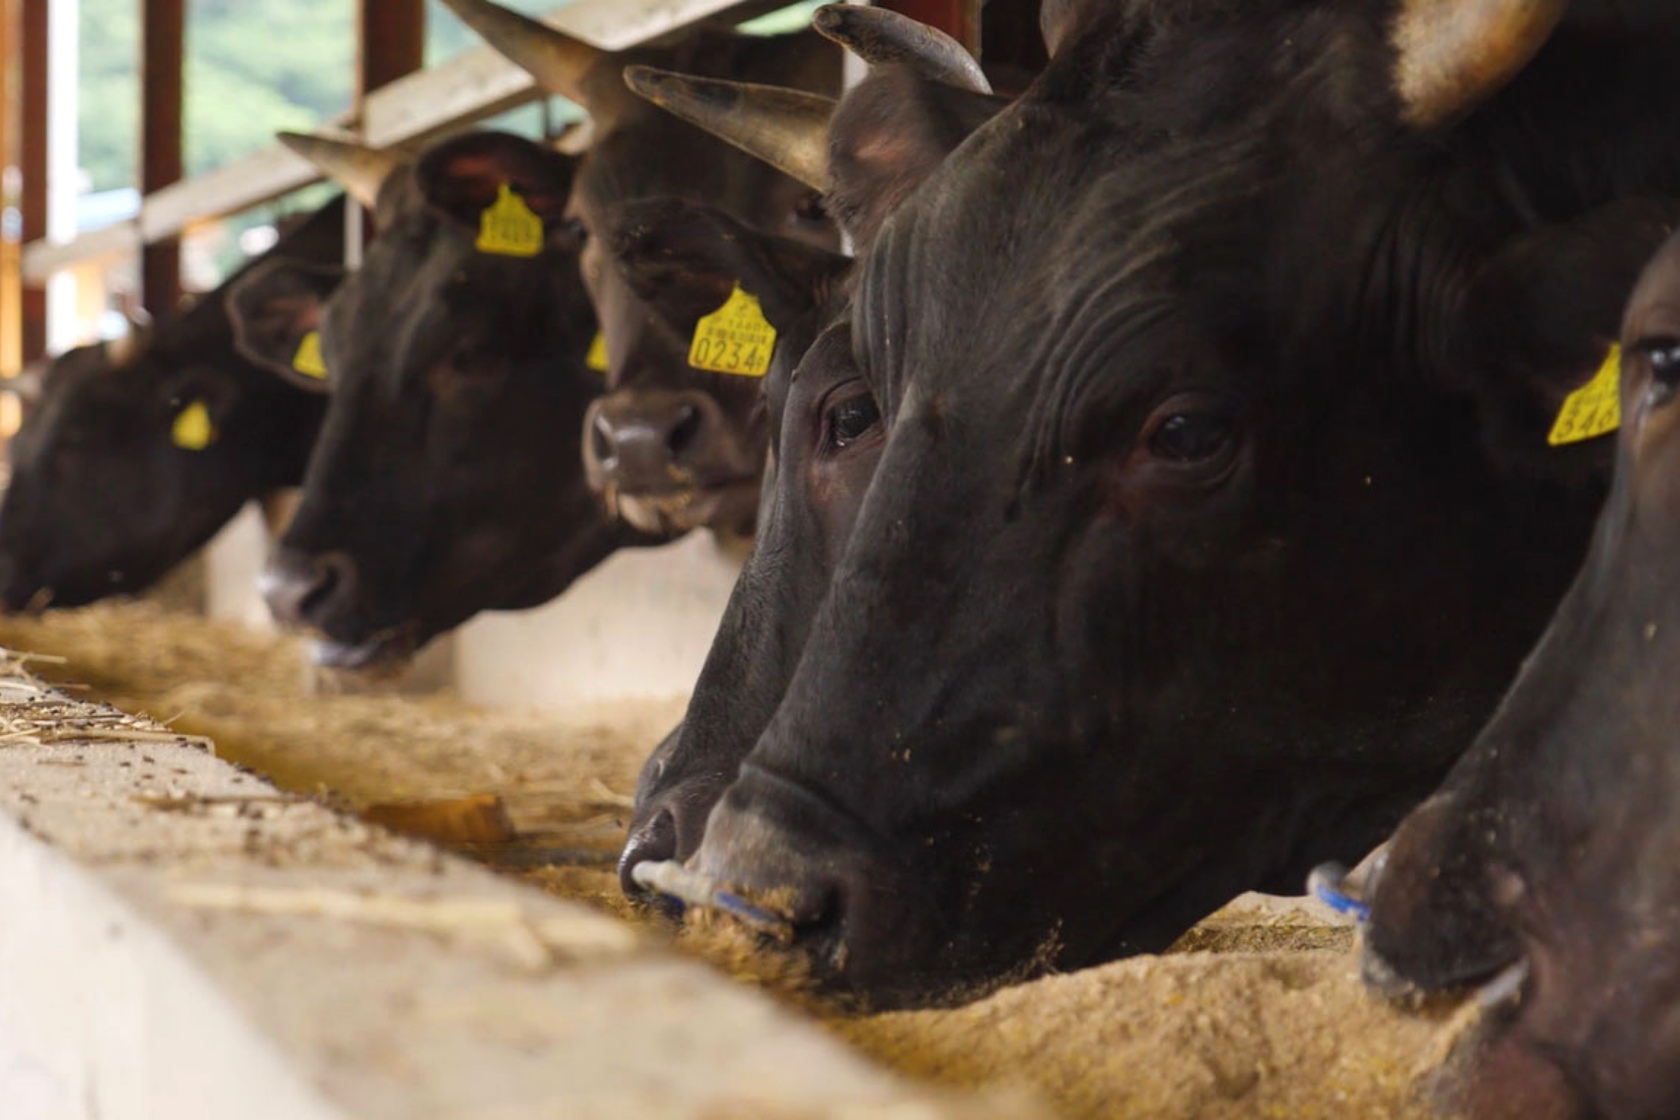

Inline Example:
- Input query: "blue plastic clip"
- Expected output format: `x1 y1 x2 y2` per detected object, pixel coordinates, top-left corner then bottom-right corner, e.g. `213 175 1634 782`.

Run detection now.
1308 861 1370 923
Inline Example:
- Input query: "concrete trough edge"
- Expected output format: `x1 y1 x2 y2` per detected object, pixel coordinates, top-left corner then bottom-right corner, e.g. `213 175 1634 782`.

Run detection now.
0 665 1037 1120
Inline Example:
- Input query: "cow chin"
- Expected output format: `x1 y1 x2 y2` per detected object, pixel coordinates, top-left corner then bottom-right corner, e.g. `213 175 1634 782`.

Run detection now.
686 763 1147 1010
306 624 420 675
612 478 760 539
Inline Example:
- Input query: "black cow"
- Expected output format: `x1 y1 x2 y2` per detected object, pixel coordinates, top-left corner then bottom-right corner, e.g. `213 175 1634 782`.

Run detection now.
440 0 841 540
231 130 654 669
0 198 341 611
609 46 1007 891
1361 232 1680 1120
606 200 861 885
663 0 1680 1007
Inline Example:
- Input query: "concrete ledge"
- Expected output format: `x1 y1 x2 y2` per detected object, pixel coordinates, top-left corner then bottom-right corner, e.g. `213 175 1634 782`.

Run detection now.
0 665 1033 1119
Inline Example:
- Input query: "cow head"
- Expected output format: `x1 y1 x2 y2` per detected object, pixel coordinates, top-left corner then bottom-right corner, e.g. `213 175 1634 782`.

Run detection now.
662 1 1680 1007
603 199 860 885
231 130 639 670
1363 230 1680 1120
0 201 341 611
440 0 841 539
609 48 1008 895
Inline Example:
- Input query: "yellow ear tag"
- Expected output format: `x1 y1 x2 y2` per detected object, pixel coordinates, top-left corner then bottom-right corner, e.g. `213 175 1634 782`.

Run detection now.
1548 344 1622 446
292 330 327 380
475 183 544 258
171 400 216 452
688 284 776 377
586 332 609 372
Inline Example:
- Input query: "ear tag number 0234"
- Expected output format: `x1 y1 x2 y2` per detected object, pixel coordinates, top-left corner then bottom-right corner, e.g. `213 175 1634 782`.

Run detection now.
172 400 216 451
292 330 328 380
1548 344 1621 446
688 285 776 377
476 183 545 258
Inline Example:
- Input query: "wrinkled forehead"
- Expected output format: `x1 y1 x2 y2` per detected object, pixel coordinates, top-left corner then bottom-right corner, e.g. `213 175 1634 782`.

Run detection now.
329 207 473 326
577 110 805 225
1625 231 1680 341
319 217 492 389
792 318 855 390
853 103 1229 410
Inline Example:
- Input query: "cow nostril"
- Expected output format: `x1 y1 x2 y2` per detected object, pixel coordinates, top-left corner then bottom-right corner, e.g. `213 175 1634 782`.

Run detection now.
298 554 347 620
590 411 617 468
618 809 678 898
263 549 357 629
665 403 702 460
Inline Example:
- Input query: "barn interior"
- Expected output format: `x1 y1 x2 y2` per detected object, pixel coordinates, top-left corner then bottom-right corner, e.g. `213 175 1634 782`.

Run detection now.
0 1 1612 1117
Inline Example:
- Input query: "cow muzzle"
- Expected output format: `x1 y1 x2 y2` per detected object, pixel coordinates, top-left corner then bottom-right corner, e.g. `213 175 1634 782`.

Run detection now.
260 546 360 632
259 546 416 670
583 389 762 535
634 763 931 1004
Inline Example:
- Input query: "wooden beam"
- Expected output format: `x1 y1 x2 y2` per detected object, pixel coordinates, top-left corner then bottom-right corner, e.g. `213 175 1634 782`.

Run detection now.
140 0 184 316
0 0 17 376
978 0 1047 91
17 0 45 360
351 0 425 265
24 0 777 279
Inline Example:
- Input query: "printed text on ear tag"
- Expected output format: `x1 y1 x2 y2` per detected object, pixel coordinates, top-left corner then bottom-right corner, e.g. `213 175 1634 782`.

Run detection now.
1548 344 1621 446
688 285 776 377
172 401 216 451
476 183 544 258
292 330 328 379
586 332 609 373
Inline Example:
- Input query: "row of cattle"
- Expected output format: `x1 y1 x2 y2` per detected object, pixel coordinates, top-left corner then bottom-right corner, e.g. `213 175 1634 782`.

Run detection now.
9 0 1680 1114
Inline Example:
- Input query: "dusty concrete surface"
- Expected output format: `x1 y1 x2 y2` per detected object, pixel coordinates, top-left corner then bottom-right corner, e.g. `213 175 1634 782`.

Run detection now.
0 600 679 926
0 604 1479 1120
0 659 1038 1120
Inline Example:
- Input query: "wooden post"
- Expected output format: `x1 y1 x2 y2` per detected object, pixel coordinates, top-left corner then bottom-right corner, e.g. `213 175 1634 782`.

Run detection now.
0 0 16 376
980 0 1047 83
357 0 426 101
140 0 184 318
347 0 423 265
15 0 46 361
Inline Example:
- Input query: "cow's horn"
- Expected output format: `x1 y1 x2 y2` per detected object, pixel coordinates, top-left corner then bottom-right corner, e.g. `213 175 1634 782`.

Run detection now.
439 0 607 113
623 67 833 192
812 5 990 95
103 310 153 367
1394 0 1566 127
277 132 401 209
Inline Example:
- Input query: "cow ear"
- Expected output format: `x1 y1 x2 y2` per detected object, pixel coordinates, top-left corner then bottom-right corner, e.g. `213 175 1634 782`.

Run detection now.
1451 199 1680 470
609 198 851 340
826 65 1001 250
414 130 578 245
227 258 346 393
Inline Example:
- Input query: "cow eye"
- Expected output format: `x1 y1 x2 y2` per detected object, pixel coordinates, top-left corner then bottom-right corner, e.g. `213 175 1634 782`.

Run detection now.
1147 408 1235 463
793 192 827 227
450 342 500 375
561 217 589 245
825 393 880 450
1644 341 1680 407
